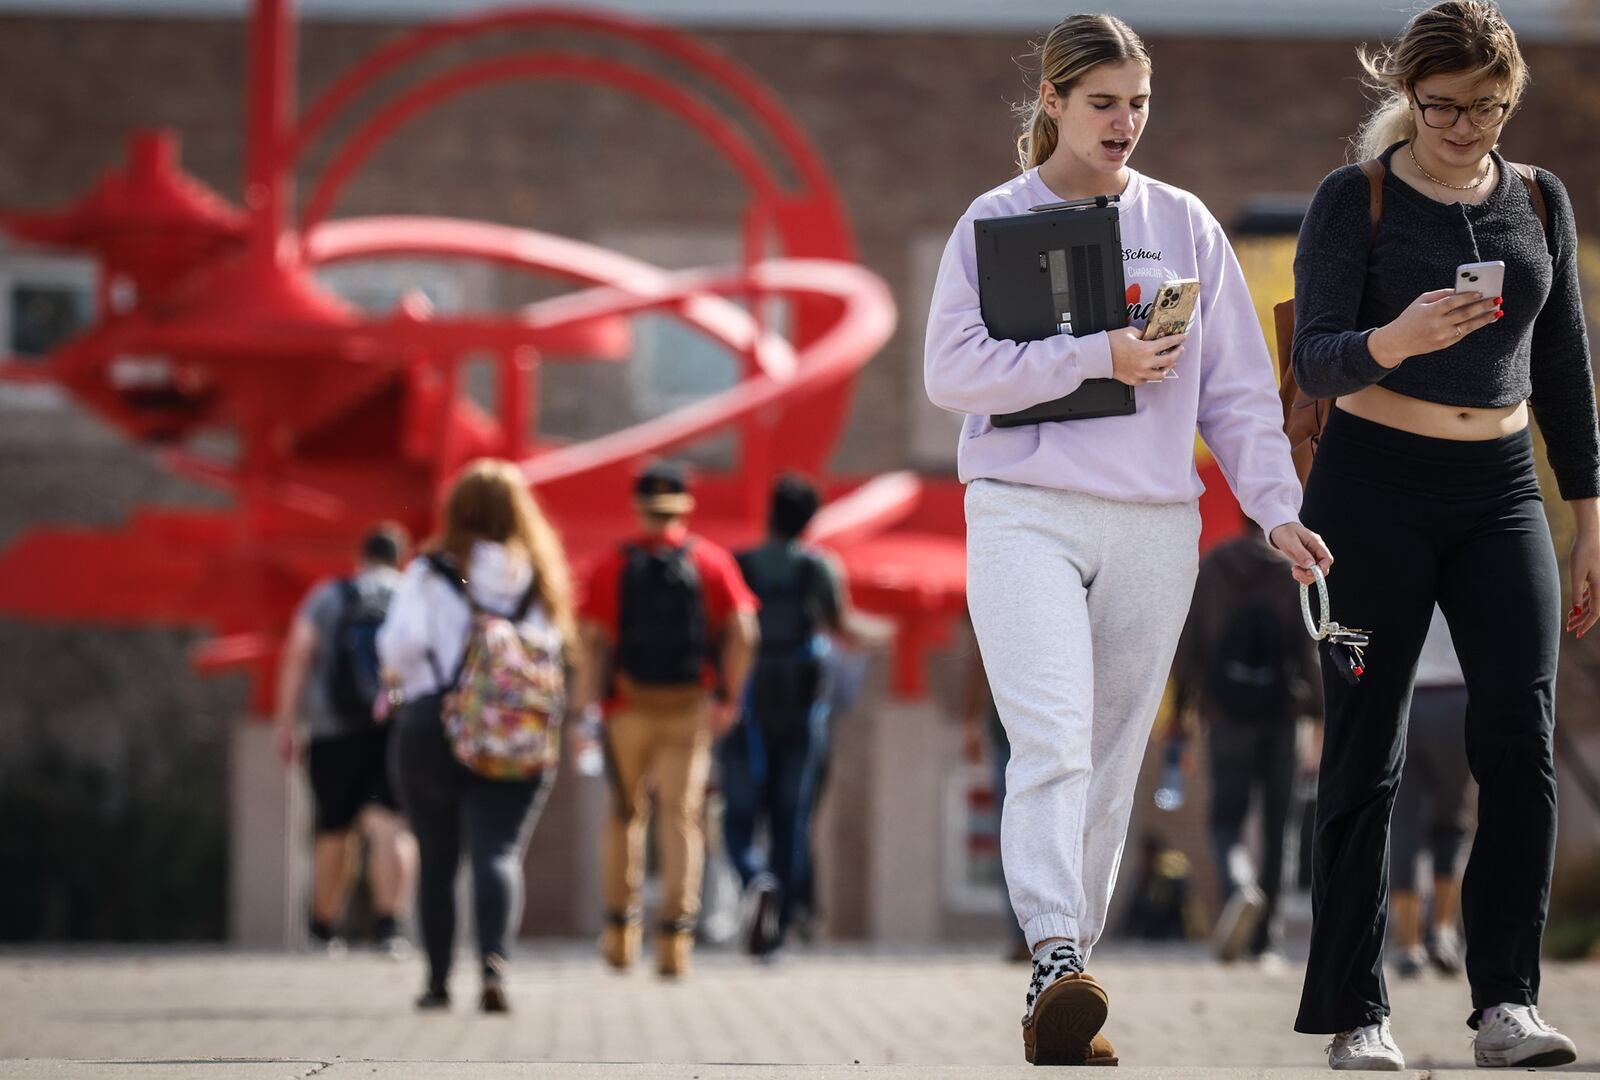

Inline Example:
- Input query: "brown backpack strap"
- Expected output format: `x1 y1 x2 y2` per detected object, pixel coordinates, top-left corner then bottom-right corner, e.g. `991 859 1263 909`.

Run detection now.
1506 161 1551 245
1357 158 1386 241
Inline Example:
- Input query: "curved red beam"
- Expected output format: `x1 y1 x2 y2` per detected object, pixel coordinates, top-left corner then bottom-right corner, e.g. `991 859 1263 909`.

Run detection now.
308 216 894 487
805 471 923 550
307 216 800 383
300 54 782 236
513 258 895 487
288 8 838 204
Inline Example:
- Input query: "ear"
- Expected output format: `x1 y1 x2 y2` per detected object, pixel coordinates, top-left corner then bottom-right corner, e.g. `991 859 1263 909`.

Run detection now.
1039 79 1063 121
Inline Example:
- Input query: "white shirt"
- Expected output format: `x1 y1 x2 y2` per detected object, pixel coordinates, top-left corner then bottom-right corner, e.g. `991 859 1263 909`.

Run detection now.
377 541 563 698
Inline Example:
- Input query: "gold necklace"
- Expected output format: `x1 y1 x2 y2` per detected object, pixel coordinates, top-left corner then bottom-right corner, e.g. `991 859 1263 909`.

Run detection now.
1408 143 1490 191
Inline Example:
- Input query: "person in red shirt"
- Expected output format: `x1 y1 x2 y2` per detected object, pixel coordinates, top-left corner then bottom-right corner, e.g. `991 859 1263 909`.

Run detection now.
572 460 759 977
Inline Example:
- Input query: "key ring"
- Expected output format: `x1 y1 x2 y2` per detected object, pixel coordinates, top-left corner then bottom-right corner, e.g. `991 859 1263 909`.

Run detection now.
1300 564 1332 640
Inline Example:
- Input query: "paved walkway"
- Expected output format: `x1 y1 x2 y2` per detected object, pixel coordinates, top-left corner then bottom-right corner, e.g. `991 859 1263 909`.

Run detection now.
1 943 1595 1077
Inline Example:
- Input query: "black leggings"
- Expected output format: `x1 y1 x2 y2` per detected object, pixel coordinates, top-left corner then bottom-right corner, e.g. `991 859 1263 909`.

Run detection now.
1294 408 1560 1033
389 695 550 994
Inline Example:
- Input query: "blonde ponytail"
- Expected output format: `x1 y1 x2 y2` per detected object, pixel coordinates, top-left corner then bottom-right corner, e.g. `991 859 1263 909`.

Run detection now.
1016 107 1060 172
1354 88 1416 162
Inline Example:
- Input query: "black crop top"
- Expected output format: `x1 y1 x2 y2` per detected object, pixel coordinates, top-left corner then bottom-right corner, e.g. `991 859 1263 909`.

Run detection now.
1291 142 1599 500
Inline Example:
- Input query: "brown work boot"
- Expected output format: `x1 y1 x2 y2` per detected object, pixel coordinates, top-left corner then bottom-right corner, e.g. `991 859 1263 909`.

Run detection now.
599 915 640 972
1022 971 1111 1066
656 929 694 978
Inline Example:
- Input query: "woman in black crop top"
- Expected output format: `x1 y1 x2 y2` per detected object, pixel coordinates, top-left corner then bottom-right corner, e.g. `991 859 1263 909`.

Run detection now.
1289 2 1591 1070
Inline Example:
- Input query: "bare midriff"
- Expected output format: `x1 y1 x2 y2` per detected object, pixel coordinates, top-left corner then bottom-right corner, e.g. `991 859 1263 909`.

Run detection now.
1336 383 1528 441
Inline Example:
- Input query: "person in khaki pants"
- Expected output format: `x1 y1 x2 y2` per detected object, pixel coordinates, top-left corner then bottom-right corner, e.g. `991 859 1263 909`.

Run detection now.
573 461 758 977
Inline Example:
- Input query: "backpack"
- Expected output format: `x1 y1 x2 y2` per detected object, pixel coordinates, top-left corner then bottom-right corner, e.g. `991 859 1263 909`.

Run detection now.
616 542 707 687
736 548 828 735
425 555 565 780
1275 157 1550 486
737 548 824 657
326 577 390 729
1205 602 1295 722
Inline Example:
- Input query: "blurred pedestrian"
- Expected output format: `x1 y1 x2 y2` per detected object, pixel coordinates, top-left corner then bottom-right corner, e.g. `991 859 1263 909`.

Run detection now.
273 523 417 957
570 461 758 978
722 475 852 957
1289 1 1592 1068
1169 527 1318 965
1389 607 1470 980
924 13 1327 1067
378 459 578 1013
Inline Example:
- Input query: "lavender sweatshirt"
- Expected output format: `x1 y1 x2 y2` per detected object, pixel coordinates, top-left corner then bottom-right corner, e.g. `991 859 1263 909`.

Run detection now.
924 167 1303 535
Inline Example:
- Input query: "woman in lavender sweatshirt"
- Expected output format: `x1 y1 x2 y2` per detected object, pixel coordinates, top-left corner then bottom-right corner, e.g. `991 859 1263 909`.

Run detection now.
924 14 1331 1066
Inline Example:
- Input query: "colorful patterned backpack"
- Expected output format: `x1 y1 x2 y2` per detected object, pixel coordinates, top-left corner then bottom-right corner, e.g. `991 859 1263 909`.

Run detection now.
425 555 566 780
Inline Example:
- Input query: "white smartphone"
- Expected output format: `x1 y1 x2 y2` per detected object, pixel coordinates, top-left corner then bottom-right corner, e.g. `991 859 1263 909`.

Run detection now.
1455 260 1505 300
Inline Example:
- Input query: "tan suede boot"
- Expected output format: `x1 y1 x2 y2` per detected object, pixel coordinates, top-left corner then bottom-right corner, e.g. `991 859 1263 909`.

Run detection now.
599 916 640 972
656 929 693 978
1022 971 1111 1066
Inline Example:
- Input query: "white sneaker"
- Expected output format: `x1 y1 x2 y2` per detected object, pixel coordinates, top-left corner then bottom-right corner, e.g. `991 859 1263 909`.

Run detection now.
1472 1003 1577 1068
1327 1018 1405 1071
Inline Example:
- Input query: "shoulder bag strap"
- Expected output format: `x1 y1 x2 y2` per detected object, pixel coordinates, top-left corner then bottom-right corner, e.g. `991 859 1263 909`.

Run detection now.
1357 157 1386 241
1506 162 1552 251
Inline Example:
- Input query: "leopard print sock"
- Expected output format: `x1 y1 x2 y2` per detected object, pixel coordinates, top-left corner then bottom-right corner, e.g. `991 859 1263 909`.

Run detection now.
1024 941 1085 1020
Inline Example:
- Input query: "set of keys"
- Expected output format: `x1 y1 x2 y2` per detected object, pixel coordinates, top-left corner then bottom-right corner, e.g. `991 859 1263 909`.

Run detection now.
1300 566 1372 685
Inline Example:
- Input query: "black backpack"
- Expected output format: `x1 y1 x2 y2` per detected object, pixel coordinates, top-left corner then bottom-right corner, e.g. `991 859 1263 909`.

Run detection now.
1205 602 1294 722
326 577 390 728
616 542 707 686
737 548 823 658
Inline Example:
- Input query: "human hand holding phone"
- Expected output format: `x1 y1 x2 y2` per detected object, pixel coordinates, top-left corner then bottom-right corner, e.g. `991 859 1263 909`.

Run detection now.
1142 278 1200 379
1368 274 1502 367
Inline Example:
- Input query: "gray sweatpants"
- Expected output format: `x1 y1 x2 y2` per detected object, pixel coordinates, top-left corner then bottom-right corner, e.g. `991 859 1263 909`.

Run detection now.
965 479 1201 956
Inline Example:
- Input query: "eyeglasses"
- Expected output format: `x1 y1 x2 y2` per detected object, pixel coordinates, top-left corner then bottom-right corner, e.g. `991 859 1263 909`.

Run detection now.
1414 98 1511 129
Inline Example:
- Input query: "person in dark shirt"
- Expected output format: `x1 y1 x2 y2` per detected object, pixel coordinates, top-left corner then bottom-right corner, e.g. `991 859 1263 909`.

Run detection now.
1169 528 1319 966
721 475 845 957
1288 2 1590 1069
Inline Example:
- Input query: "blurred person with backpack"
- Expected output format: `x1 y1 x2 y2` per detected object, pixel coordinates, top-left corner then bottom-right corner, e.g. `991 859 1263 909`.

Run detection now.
377 460 578 1013
1286 2 1593 1067
274 523 417 957
722 475 846 957
570 460 759 978
1169 524 1319 965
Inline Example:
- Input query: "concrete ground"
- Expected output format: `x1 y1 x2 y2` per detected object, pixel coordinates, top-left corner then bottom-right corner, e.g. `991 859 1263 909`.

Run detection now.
1 943 1595 1078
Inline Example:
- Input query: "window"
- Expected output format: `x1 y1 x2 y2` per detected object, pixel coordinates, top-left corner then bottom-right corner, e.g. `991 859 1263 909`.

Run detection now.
0 252 96 360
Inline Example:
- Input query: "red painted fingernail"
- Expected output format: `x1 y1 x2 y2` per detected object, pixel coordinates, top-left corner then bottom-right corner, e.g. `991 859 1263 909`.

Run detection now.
1494 296 1502 304
1496 311 1505 319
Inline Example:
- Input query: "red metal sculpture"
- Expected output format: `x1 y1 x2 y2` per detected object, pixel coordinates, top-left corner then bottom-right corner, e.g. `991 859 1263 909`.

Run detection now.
0 0 972 704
